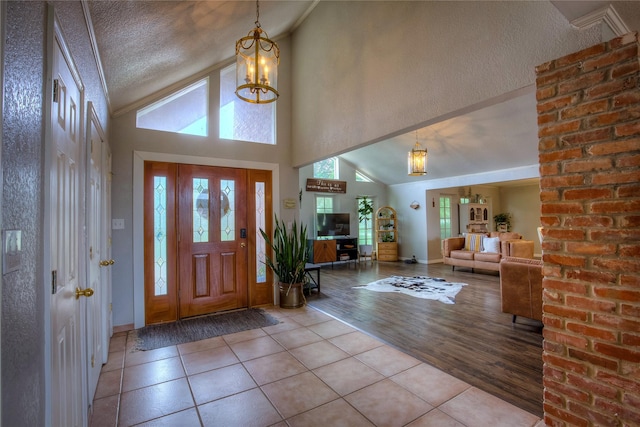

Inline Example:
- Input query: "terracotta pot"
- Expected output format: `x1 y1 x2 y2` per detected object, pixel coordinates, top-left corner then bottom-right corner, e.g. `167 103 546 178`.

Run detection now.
279 282 304 309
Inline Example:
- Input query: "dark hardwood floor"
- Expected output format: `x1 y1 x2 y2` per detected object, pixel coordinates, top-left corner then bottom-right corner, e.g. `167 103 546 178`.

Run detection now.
305 260 544 418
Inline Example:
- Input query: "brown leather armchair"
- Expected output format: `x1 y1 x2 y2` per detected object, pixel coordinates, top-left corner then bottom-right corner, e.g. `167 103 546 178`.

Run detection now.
499 256 543 323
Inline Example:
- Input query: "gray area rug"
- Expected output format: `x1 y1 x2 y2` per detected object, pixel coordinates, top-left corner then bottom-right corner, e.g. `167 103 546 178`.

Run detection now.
354 276 468 304
131 308 280 351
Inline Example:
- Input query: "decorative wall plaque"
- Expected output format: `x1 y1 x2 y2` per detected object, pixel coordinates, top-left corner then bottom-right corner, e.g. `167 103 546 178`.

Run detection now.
305 178 347 194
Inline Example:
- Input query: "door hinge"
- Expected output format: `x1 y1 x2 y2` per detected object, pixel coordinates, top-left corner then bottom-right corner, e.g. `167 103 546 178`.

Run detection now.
91 354 95 368
53 79 59 103
51 270 57 294
109 303 112 313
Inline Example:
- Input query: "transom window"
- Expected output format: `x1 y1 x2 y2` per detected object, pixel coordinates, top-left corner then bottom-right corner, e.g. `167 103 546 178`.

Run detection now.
313 158 339 180
355 171 373 182
219 64 276 144
136 79 208 136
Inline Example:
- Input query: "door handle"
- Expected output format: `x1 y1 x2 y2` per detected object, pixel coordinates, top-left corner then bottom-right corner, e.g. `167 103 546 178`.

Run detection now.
99 260 110 267
240 243 246 248
75 287 95 300
109 259 115 265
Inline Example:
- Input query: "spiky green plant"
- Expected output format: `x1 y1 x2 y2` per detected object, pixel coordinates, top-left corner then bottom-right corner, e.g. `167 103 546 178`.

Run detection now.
260 215 309 295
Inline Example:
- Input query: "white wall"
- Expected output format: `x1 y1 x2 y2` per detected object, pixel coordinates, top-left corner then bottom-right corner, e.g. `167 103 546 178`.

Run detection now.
291 1 600 167
299 158 387 243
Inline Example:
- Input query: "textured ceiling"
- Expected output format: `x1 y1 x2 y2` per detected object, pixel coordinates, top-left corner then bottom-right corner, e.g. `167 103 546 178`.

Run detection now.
87 1 639 186
88 0 314 114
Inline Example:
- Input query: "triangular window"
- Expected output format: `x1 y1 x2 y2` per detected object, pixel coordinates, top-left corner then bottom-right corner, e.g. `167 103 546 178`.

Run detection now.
355 171 373 182
136 79 208 136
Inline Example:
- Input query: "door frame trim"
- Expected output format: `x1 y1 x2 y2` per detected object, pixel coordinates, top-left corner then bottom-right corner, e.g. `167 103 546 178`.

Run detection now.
132 151 280 328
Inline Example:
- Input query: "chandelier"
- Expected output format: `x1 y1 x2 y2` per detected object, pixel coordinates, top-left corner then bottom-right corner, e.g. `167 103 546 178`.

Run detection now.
235 0 279 104
408 131 428 176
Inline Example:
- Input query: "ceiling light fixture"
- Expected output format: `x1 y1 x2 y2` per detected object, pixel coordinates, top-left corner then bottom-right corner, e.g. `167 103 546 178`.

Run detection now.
235 0 279 104
408 130 428 176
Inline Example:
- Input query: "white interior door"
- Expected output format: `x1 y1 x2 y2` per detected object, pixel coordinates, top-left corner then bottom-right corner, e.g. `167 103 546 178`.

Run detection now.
50 24 86 427
86 104 105 402
102 138 113 360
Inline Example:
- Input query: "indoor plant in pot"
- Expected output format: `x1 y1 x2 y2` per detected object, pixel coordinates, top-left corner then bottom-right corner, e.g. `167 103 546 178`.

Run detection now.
493 212 512 232
358 196 374 256
260 215 310 309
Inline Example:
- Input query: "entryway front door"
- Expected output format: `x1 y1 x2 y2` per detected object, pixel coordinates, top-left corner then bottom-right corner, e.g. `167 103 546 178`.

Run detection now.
144 162 255 324
177 164 248 317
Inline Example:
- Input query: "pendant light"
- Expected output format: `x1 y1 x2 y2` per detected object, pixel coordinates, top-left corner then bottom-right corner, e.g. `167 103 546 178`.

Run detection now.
408 130 428 176
235 0 279 104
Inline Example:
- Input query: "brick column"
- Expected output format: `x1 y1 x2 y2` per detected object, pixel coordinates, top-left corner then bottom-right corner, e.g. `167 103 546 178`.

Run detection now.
536 32 640 426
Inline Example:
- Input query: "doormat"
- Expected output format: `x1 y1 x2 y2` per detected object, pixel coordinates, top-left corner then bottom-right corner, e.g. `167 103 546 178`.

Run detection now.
131 308 280 351
354 276 468 304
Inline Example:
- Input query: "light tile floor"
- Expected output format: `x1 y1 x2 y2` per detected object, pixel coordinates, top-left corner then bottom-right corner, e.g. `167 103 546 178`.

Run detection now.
90 306 546 427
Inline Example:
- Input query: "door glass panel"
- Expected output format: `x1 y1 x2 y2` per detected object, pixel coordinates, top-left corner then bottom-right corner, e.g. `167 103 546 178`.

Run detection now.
255 182 266 283
193 178 209 243
220 180 235 241
154 176 168 296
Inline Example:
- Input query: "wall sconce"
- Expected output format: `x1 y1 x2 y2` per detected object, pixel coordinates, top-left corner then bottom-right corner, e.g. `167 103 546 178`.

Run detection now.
409 201 420 210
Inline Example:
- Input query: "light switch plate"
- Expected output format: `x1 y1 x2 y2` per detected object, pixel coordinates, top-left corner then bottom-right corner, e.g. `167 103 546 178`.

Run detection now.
112 219 125 230
3 229 22 274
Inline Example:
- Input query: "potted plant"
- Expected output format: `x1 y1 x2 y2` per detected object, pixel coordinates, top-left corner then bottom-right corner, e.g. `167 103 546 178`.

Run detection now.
358 196 374 255
260 215 310 308
493 212 512 232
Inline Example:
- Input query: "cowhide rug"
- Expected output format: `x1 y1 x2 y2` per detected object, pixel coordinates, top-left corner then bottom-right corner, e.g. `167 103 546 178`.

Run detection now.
354 276 468 304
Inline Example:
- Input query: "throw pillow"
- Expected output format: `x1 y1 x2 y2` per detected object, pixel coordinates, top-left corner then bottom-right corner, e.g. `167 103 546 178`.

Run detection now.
481 236 500 253
464 234 484 252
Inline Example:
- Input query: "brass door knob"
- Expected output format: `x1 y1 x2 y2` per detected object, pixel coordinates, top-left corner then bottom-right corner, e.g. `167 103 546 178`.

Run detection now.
75 287 95 300
109 259 115 265
99 260 110 267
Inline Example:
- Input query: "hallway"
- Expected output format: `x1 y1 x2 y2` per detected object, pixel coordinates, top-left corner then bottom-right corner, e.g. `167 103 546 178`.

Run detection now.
90 305 544 426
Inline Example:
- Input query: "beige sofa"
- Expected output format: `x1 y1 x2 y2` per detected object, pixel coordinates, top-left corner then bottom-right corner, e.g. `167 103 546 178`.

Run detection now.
442 232 534 273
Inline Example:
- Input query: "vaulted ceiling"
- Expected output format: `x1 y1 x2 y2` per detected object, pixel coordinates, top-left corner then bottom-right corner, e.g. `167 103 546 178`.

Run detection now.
87 1 640 186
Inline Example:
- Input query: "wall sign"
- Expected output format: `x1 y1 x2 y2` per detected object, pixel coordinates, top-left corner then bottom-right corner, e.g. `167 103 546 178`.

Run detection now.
305 178 347 194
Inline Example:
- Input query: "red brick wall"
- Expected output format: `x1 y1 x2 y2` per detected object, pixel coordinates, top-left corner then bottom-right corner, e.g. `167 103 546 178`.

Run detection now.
536 32 640 427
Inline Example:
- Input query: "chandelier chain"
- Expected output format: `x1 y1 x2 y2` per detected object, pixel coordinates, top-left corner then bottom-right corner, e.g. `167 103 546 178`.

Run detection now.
255 0 261 28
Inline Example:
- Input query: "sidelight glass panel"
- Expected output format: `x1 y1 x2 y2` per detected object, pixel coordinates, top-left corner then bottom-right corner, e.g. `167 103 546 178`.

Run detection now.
220 180 235 241
154 176 168 296
256 182 266 283
193 178 209 242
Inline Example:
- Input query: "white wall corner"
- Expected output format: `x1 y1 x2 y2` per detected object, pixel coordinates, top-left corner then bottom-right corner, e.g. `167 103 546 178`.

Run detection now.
570 5 630 37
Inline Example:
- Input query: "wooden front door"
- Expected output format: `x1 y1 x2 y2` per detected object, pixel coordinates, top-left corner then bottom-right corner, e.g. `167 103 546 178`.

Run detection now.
177 164 248 317
144 162 271 324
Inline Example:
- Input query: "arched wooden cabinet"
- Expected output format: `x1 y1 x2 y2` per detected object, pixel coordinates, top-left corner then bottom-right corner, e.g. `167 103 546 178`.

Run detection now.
460 203 491 233
375 206 398 261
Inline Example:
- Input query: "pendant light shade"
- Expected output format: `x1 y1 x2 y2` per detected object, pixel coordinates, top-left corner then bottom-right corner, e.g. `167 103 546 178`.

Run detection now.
235 0 279 104
408 131 428 176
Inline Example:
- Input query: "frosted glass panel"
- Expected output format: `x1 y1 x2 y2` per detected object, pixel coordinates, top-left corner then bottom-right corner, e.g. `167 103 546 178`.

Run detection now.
193 178 209 242
255 182 266 283
154 176 167 296
220 180 235 241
